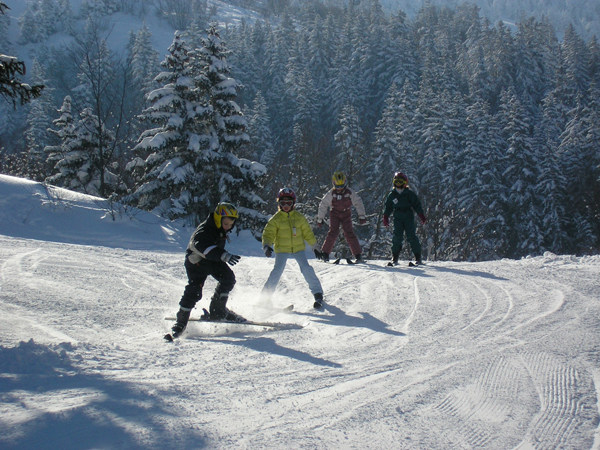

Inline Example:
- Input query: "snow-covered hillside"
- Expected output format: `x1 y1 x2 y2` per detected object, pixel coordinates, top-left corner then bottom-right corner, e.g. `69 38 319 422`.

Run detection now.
1 175 599 449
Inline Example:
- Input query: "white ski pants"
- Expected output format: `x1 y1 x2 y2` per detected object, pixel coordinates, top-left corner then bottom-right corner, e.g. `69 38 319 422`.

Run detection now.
261 250 323 297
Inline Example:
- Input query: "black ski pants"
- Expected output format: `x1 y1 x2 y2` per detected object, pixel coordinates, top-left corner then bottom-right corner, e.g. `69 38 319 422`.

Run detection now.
179 256 236 310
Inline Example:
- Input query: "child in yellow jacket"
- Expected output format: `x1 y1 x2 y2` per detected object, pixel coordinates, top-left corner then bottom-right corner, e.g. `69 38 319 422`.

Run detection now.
261 187 325 309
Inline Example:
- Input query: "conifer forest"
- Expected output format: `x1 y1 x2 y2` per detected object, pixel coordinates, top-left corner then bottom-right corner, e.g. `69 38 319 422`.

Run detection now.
1 0 599 261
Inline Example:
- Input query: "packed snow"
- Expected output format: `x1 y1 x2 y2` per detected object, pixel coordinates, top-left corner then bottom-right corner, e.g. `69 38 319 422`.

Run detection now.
0 174 599 449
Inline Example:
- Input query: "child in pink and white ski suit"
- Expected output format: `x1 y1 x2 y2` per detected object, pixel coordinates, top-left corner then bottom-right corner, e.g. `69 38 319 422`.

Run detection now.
316 171 366 262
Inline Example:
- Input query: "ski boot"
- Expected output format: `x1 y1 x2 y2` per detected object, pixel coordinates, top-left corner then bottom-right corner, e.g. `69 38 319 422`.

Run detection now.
414 253 423 265
387 253 399 267
208 292 246 322
354 254 365 264
313 293 324 309
171 308 191 338
321 252 330 262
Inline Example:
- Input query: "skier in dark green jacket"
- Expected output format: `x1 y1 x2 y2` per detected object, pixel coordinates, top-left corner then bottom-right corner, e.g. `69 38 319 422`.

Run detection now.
382 172 427 266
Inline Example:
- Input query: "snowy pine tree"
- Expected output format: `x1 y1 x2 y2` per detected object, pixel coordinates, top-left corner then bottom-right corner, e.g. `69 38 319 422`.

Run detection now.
25 59 54 181
129 22 160 97
334 103 366 185
498 87 543 257
46 98 118 195
194 24 266 230
127 28 266 229
454 97 505 260
125 32 201 219
244 91 275 168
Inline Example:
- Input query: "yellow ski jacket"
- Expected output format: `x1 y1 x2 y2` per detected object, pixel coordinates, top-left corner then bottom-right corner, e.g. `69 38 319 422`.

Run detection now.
262 209 317 254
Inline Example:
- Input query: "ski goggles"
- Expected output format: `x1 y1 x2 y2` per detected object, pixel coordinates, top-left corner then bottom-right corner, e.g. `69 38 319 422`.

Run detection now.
279 200 294 207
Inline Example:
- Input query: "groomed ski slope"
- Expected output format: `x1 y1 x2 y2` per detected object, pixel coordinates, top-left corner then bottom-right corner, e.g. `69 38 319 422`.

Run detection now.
0 174 599 449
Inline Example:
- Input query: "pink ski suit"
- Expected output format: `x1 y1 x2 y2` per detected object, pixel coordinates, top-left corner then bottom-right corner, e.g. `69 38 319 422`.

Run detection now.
317 187 366 256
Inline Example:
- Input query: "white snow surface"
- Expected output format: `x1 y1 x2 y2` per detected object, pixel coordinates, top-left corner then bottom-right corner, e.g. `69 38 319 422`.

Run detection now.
1 174 599 449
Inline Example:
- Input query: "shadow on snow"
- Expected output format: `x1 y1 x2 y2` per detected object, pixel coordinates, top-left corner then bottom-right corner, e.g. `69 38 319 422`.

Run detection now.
0 339 208 450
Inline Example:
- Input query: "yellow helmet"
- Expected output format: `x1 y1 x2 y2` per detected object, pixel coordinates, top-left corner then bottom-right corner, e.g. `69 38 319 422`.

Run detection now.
213 202 238 228
332 171 347 189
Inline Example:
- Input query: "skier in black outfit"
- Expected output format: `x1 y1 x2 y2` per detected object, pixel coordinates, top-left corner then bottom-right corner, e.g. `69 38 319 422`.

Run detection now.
170 202 244 338
382 172 427 266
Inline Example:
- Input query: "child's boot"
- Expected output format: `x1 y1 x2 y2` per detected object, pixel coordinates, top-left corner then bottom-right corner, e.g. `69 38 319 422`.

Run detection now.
209 292 246 322
414 253 423 265
171 307 191 337
313 293 324 309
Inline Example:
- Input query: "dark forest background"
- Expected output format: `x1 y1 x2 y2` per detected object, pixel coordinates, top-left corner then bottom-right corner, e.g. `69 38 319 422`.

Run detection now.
1 0 599 261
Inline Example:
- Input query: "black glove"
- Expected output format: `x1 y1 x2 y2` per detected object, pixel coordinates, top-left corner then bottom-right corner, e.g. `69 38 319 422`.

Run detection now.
263 245 274 258
314 249 324 260
221 252 241 266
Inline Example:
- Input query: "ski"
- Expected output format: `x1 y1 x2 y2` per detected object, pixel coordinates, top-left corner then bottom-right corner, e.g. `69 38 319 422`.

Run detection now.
387 261 425 267
330 257 356 265
164 316 305 329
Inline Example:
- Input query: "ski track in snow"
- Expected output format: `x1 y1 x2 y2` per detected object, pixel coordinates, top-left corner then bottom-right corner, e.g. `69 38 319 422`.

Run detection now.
1 236 599 449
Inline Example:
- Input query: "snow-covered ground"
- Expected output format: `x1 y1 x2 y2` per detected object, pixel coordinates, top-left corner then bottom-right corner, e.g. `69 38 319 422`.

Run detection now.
0 174 599 449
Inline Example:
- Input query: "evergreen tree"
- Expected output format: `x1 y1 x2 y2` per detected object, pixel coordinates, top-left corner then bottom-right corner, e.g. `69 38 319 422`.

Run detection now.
195 23 265 228
0 3 10 55
127 28 266 228
367 82 403 258
38 0 59 39
334 103 366 184
25 59 55 181
57 0 75 34
46 100 118 195
327 22 356 130
285 121 313 200
17 6 40 45
130 22 160 97
498 87 542 257
244 91 275 168
558 89 600 253
514 16 558 113
484 20 516 111
69 19 125 197
561 24 590 103
454 97 505 260
125 32 201 219
535 84 571 253
589 36 600 86
262 14 296 150
1 4 44 108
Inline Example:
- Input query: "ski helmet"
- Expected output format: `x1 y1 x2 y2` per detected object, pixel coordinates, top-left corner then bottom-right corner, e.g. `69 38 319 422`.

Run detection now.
277 187 296 201
277 187 296 209
393 172 408 188
332 171 347 189
213 202 238 229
